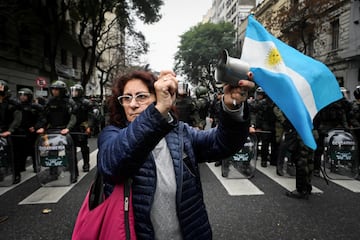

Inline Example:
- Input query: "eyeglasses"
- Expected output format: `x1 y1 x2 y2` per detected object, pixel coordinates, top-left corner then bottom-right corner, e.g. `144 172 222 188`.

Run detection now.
117 92 151 105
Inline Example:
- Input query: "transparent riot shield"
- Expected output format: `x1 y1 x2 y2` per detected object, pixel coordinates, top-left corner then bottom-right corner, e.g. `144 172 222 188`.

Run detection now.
0 136 15 187
322 129 358 180
221 134 257 179
35 131 76 186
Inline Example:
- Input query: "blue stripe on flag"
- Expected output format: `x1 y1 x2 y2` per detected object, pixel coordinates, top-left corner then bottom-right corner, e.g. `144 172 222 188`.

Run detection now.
242 15 343 149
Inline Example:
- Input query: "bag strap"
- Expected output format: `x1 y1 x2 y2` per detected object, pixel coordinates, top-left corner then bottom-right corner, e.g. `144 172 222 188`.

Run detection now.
88 170 133 211
89 170 105 210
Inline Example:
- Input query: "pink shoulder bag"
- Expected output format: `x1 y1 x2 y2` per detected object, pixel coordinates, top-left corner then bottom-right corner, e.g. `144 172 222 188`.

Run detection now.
72 172 136 240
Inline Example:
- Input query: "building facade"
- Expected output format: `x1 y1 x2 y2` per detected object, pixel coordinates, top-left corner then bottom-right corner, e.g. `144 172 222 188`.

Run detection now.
206 0 360 100
0 1 84 98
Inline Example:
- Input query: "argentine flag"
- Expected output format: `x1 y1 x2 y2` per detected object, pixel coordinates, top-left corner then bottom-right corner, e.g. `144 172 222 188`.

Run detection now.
241 15 342 150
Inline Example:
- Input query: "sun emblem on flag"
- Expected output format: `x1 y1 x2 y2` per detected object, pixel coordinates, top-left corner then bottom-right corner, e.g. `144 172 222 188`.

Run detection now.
266 47 282 68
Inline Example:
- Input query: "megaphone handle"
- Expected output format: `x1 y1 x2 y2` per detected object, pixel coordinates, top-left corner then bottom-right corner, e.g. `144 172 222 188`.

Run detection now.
232 99 237 106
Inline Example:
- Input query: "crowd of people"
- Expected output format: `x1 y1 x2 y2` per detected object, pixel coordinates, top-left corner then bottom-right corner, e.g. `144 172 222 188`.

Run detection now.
174 81 359 200
228 85 359 200
0 79 105 185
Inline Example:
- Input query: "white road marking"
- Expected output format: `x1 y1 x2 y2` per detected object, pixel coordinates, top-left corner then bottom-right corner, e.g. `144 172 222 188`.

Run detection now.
256 163 323 194
18 150 98 205
206 162 264 196
0 167 36 195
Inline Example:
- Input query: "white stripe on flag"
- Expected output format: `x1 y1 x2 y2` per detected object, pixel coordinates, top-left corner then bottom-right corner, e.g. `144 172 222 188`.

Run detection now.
242 37 317 120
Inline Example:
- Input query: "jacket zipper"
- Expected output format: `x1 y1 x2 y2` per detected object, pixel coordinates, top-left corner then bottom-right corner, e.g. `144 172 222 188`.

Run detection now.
124 180 130 240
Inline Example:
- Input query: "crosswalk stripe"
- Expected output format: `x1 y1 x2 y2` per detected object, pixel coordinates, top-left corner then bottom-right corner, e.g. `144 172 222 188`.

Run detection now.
0 167 37 196
18 150 98 205
330 179 360 193
206 163 264 196
255 163 323 193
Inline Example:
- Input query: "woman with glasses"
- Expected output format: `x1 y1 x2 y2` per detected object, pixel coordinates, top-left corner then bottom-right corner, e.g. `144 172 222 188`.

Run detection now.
97 69 254 240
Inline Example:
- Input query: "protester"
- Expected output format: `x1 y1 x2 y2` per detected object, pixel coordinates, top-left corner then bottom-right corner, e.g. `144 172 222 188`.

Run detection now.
97 69 254 239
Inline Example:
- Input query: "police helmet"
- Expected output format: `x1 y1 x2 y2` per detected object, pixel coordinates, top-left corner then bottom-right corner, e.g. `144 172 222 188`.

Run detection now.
50 80 67 89
0 80 9 96
195 86 208 98
354 86 360 100
70 83 84 98
50 80 67 96
256 87 264 94
18 88 33 101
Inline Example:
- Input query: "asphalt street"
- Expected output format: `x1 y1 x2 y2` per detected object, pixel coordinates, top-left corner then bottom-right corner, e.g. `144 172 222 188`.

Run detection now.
1 136 360 240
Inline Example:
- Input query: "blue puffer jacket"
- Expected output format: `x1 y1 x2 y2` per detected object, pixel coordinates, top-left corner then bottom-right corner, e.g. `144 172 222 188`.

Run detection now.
97 103 249 240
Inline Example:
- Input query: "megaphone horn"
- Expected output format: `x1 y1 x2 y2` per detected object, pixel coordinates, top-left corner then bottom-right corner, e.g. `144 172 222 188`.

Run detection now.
215 49 250 87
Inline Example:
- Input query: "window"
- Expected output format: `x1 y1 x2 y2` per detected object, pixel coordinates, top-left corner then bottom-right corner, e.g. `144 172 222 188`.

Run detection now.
331 19 339 50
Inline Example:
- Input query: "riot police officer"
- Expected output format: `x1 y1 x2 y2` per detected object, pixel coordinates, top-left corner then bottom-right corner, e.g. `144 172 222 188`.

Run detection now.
175 82 199 127
194 85 210 130
252 87 277 168
14 88 43 174
36 80 78 183
350 86 360 177
0 80 22 184
313 89 350 176
70 83 93 172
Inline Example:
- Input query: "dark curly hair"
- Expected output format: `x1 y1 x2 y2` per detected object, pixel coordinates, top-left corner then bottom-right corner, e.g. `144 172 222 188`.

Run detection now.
108 70 157 128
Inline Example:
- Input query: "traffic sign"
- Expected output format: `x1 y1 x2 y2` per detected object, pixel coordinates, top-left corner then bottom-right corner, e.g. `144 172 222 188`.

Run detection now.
36 77 47 87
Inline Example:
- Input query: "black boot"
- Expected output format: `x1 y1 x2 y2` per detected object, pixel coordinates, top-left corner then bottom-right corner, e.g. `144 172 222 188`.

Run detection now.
82 147 90 172
13 174 21 184
82 163 90 172
71 175 78 183
285 190 309 200
276 167 284 176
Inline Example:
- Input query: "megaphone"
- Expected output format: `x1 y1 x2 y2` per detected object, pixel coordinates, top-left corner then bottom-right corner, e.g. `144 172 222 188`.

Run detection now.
215 49 250 87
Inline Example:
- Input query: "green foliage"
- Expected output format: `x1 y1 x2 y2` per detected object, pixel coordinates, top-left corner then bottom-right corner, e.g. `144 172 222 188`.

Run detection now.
70 0 163 93
174 21 236 85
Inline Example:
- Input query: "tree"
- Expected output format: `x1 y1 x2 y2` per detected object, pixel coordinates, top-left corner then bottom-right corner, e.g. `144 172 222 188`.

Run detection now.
174 21 236 87
266 0 343 55
71 0 163 91
95 19 149 100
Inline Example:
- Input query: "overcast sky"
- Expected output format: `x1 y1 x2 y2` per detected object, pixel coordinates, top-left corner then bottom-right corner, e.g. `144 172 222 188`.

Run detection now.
136 0 213 72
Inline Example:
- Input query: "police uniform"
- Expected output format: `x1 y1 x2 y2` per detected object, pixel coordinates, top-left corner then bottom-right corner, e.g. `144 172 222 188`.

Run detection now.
194 86 210 130
313 98 349 174
36 80 78 182
14 88 43 174
70 84 93 172
0 80 22 184
253 92 277 167
274 105 314 199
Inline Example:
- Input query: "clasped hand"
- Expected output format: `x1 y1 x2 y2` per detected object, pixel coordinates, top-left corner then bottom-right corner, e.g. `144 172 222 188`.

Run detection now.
154 70 255 117
154 70 178 117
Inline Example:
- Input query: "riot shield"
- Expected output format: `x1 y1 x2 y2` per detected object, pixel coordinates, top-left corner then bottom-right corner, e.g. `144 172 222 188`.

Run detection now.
221 134 257 179
0 136 15 186
35 131 76 186
323 129 358 180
